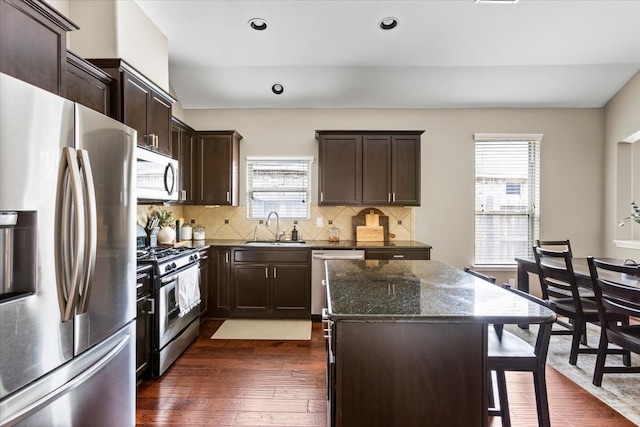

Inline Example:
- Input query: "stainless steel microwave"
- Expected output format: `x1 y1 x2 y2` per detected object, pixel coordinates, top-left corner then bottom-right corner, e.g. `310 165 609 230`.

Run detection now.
136 147 179 202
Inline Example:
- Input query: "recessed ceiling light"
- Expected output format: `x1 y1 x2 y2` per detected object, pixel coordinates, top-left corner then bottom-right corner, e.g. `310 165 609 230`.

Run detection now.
475 0 519 4
378 17 398 31
271 83 284 95
248 18 268 31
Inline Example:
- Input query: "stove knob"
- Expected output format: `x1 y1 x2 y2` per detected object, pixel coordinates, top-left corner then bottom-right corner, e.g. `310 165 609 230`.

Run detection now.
171 262 177 270
165 264 172 273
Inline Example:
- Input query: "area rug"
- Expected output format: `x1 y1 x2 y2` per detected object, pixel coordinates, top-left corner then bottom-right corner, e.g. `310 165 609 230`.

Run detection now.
506 322 640 425
211 319 312 340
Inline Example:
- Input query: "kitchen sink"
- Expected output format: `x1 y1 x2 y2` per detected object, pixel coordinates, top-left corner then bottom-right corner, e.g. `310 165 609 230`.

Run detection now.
244 240 307 246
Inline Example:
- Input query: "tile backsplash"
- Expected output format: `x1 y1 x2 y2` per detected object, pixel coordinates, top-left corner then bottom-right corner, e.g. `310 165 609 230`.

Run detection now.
137 204 415 241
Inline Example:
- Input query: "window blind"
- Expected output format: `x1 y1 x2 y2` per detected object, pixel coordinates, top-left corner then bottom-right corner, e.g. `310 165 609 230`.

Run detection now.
474 139 540 265
247 158 312 219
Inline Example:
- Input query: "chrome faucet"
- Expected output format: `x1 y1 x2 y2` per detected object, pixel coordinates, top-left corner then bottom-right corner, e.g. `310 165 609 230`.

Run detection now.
266 211 281 241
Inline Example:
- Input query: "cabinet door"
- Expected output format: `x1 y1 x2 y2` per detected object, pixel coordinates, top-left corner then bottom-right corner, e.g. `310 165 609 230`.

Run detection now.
149 92 172 156
122 73 150 149
199 249 210 317
0 0 75 97
233 263 270 312
66 52 112 116
271 263 310 317
391 135 420 205
135 296 150 380
172 122 195 203
362 135 392 205
197 134 233 205
213 249 232 315
318 135 362 205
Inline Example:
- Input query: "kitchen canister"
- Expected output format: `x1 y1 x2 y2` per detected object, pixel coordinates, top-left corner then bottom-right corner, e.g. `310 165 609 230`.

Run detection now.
193 223 206 240
328 226 340 242
181 220 193 241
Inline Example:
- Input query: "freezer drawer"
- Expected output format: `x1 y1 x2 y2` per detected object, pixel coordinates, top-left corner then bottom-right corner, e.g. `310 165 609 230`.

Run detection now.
0 321 136 427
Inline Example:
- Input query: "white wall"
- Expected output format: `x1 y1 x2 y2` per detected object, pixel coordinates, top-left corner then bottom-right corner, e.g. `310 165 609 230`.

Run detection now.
185 107 604 269
603 71 640 259
64 0 169 91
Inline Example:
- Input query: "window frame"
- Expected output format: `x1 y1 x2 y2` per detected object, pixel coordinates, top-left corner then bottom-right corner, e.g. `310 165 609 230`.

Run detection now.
246 156 314 220
473 133 542 266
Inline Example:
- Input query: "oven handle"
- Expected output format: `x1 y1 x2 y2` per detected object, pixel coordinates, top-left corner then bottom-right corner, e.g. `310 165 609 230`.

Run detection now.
159 264 199 285
161 274 178 285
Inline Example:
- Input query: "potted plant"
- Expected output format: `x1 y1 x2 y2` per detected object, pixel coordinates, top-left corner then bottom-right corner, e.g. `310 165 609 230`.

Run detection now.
617 201 640 227
154 208 176 244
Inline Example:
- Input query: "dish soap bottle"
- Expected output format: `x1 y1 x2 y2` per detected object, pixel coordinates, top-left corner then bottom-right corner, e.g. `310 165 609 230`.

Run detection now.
291 225 298 241
181 220 193 241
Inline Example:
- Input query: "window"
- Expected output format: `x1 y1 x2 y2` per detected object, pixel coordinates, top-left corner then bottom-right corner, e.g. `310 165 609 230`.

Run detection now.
247 157 313 220
474 134 541 265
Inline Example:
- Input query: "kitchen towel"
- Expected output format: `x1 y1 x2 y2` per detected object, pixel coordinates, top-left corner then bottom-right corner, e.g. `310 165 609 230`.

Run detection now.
177 266 201 317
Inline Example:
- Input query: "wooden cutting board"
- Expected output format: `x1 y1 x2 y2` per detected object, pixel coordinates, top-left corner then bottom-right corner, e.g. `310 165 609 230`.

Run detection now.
353 208 389 242
356 225 384 241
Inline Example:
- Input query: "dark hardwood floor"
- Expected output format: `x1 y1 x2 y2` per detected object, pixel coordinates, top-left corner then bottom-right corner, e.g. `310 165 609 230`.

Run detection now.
136 319 636 427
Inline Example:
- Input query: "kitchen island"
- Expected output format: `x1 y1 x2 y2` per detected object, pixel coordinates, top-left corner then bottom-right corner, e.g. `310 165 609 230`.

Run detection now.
324 259 556 427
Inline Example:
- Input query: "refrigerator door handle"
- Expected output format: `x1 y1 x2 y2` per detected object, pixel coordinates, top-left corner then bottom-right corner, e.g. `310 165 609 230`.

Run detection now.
77 149 97 314
55 147 86 322
0 332 131 426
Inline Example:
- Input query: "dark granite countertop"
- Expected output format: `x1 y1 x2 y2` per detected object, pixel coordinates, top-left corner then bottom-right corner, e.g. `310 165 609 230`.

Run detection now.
325 259 556 324
187 239 431 250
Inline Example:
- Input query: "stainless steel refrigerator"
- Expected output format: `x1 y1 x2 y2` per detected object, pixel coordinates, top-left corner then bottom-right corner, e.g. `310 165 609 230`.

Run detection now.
0 73 136 426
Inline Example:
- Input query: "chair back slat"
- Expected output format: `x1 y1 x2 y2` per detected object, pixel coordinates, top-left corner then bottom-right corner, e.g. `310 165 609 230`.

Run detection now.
588 258 640 323
536 239 573 258
533 247 581 307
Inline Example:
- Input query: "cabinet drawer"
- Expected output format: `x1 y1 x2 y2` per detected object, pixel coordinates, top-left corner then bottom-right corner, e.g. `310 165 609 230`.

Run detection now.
234 249 310 263
136 266 153 298
364 249 430 260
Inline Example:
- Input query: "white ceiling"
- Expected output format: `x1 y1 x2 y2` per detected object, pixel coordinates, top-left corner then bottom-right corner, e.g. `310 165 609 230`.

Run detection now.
134 0 640 109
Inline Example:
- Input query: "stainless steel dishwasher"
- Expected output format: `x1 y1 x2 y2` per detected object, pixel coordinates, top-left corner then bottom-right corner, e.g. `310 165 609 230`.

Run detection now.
311 250 365 316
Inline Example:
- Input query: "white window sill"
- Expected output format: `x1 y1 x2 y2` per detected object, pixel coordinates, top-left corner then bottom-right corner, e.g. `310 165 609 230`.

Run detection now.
613 240 640 250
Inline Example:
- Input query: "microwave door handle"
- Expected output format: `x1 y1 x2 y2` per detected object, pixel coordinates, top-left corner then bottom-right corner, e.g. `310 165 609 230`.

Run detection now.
164 163 175 195
76 149 97 314
55 147 86 322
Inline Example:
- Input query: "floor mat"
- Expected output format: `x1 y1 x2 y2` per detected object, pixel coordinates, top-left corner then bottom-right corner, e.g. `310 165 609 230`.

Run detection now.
211 319 312 340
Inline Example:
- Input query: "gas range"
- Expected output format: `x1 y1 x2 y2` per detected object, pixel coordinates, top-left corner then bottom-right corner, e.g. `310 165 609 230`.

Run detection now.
136 246 200 276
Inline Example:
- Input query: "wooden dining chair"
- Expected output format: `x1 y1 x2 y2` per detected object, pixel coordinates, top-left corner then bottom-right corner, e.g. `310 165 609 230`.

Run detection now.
587 257 639 386
535 239 573 257
487 284 555 427
533 247 627 365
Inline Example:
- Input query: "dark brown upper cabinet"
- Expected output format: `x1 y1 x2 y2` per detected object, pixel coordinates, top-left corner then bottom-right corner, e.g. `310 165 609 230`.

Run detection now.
171 117 196 204
65 51 113 116
316 131 423 206
195 131 242 206
1 0 78 96
88 59 175 156
317 133 363 205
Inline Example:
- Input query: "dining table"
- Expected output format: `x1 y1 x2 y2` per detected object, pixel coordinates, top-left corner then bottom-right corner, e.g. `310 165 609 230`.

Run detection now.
515 255 640 328
515 256 639 294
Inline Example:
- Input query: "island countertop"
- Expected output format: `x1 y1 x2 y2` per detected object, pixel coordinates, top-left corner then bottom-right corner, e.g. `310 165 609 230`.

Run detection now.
325 259 556 324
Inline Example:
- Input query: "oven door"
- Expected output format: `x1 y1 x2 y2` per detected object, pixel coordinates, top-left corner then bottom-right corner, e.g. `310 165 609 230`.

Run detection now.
156 264 200 350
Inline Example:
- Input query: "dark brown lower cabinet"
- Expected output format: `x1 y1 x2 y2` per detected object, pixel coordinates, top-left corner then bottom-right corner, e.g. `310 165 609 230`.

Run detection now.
331 322 487 427
198 248 210 317
209 248 232 318
232 249 310 319
135 266 152 381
